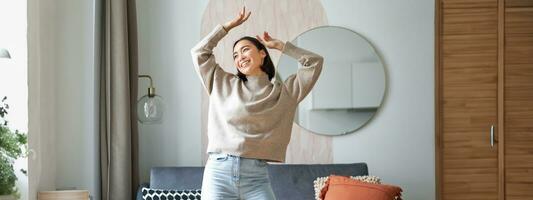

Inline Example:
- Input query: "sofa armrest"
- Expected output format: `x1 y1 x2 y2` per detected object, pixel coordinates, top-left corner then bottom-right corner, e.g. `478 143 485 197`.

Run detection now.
136 182 149 200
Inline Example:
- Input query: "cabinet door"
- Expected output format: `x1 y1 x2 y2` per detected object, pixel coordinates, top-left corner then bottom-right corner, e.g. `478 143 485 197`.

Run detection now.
440 0 499 199
504 1 533 199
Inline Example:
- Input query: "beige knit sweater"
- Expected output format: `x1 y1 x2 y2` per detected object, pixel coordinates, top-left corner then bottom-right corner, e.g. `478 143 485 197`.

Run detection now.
191 24 323 162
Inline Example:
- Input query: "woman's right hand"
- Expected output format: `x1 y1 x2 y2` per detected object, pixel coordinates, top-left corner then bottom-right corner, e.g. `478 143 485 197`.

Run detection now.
223 6 251 32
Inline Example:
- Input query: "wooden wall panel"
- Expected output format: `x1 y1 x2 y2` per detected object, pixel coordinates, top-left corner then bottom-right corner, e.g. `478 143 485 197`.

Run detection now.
504 2 533 199
505 8 533 34
505 35 533 63
442 0 497 9
443 8 498 35
506 0 533 7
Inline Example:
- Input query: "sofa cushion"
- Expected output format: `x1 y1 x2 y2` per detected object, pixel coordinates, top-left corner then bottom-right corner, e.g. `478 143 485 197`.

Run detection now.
319 175 402 200
313 175 381 200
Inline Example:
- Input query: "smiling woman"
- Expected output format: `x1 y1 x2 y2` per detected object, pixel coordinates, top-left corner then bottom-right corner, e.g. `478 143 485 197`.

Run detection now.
232 36 276 81
191 6 325 199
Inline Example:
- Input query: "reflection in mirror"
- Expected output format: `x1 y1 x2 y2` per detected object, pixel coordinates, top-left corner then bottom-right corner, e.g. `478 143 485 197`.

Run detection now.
277 26 386 136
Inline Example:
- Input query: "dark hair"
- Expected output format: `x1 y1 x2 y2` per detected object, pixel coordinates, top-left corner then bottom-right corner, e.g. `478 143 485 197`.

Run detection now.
233 36 275 82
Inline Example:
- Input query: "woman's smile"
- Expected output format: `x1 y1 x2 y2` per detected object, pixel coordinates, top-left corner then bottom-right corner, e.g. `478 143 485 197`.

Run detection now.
240 59 251 68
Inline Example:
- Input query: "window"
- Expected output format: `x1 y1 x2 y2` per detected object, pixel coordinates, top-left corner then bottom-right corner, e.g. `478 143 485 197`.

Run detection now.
0 0 28 199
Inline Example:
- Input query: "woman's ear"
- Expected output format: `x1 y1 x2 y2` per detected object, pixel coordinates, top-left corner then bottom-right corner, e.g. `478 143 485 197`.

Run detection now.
259 49 267 59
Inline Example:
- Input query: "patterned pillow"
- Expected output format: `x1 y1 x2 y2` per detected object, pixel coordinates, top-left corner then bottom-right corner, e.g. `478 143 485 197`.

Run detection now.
141 187 201 200
313 175 381 200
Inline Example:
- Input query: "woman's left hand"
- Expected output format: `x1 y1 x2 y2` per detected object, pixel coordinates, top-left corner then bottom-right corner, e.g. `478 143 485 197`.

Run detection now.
256 32 285 51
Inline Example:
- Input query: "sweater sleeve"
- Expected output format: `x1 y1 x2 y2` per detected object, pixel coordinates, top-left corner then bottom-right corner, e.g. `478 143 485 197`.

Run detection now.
282 42 324 103
190 24 233 95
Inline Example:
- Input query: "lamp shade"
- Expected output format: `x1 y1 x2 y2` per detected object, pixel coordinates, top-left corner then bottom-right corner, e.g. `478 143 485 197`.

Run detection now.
137 74 165 124
0 48 11 59
137 94 164 124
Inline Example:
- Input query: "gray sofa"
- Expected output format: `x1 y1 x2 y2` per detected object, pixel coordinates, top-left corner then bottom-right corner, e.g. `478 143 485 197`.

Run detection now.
136 163 368 200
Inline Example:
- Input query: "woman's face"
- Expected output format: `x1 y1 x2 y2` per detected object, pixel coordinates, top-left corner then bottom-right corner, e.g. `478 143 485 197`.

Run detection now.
233 40 266 76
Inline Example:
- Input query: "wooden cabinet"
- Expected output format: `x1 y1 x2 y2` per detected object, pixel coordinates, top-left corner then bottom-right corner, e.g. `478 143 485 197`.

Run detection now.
436 0 533 199
503 2 533 199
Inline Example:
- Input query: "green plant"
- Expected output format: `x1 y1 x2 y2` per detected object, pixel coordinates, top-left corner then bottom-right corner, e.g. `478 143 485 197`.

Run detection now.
0 96 27 198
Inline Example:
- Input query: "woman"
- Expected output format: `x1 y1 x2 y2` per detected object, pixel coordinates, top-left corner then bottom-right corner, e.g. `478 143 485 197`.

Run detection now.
191 7 323 200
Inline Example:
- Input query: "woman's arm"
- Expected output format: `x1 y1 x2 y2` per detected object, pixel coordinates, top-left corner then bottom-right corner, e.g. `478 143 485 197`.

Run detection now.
256 32 324 103
282 42 324 103
190 25 230 95
190 7 251 95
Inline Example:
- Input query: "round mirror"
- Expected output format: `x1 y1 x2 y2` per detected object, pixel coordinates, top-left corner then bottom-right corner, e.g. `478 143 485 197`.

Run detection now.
276 26 386 136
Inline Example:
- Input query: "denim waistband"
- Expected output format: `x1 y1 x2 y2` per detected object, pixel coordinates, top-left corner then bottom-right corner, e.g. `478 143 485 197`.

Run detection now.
207 152 267 162
208 152 237 157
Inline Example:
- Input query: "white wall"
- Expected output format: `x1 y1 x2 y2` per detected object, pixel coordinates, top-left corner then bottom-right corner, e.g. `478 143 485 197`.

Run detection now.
136 0 209 182
137 0 435 199
323 1 435 199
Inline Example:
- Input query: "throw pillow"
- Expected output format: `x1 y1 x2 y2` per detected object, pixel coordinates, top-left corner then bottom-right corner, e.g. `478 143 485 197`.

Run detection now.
141 187 201 200
313 175 381 200
319 175 402 200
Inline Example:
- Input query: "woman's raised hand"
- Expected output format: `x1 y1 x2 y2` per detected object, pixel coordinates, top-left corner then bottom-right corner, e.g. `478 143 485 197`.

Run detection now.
223 6 251 31
256 32 285 51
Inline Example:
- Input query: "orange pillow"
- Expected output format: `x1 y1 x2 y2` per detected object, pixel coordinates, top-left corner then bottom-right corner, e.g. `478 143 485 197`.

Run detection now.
319 175 403 200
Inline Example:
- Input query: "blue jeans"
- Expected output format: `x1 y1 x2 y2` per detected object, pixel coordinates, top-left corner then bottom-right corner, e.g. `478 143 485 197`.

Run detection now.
201 153 277 200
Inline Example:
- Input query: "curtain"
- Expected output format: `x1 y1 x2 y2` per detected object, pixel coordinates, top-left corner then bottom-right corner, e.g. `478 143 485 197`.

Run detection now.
27 0 58 198
99 0 139 199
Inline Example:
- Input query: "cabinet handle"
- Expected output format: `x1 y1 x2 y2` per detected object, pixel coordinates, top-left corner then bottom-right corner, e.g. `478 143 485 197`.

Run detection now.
490 125 495 148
